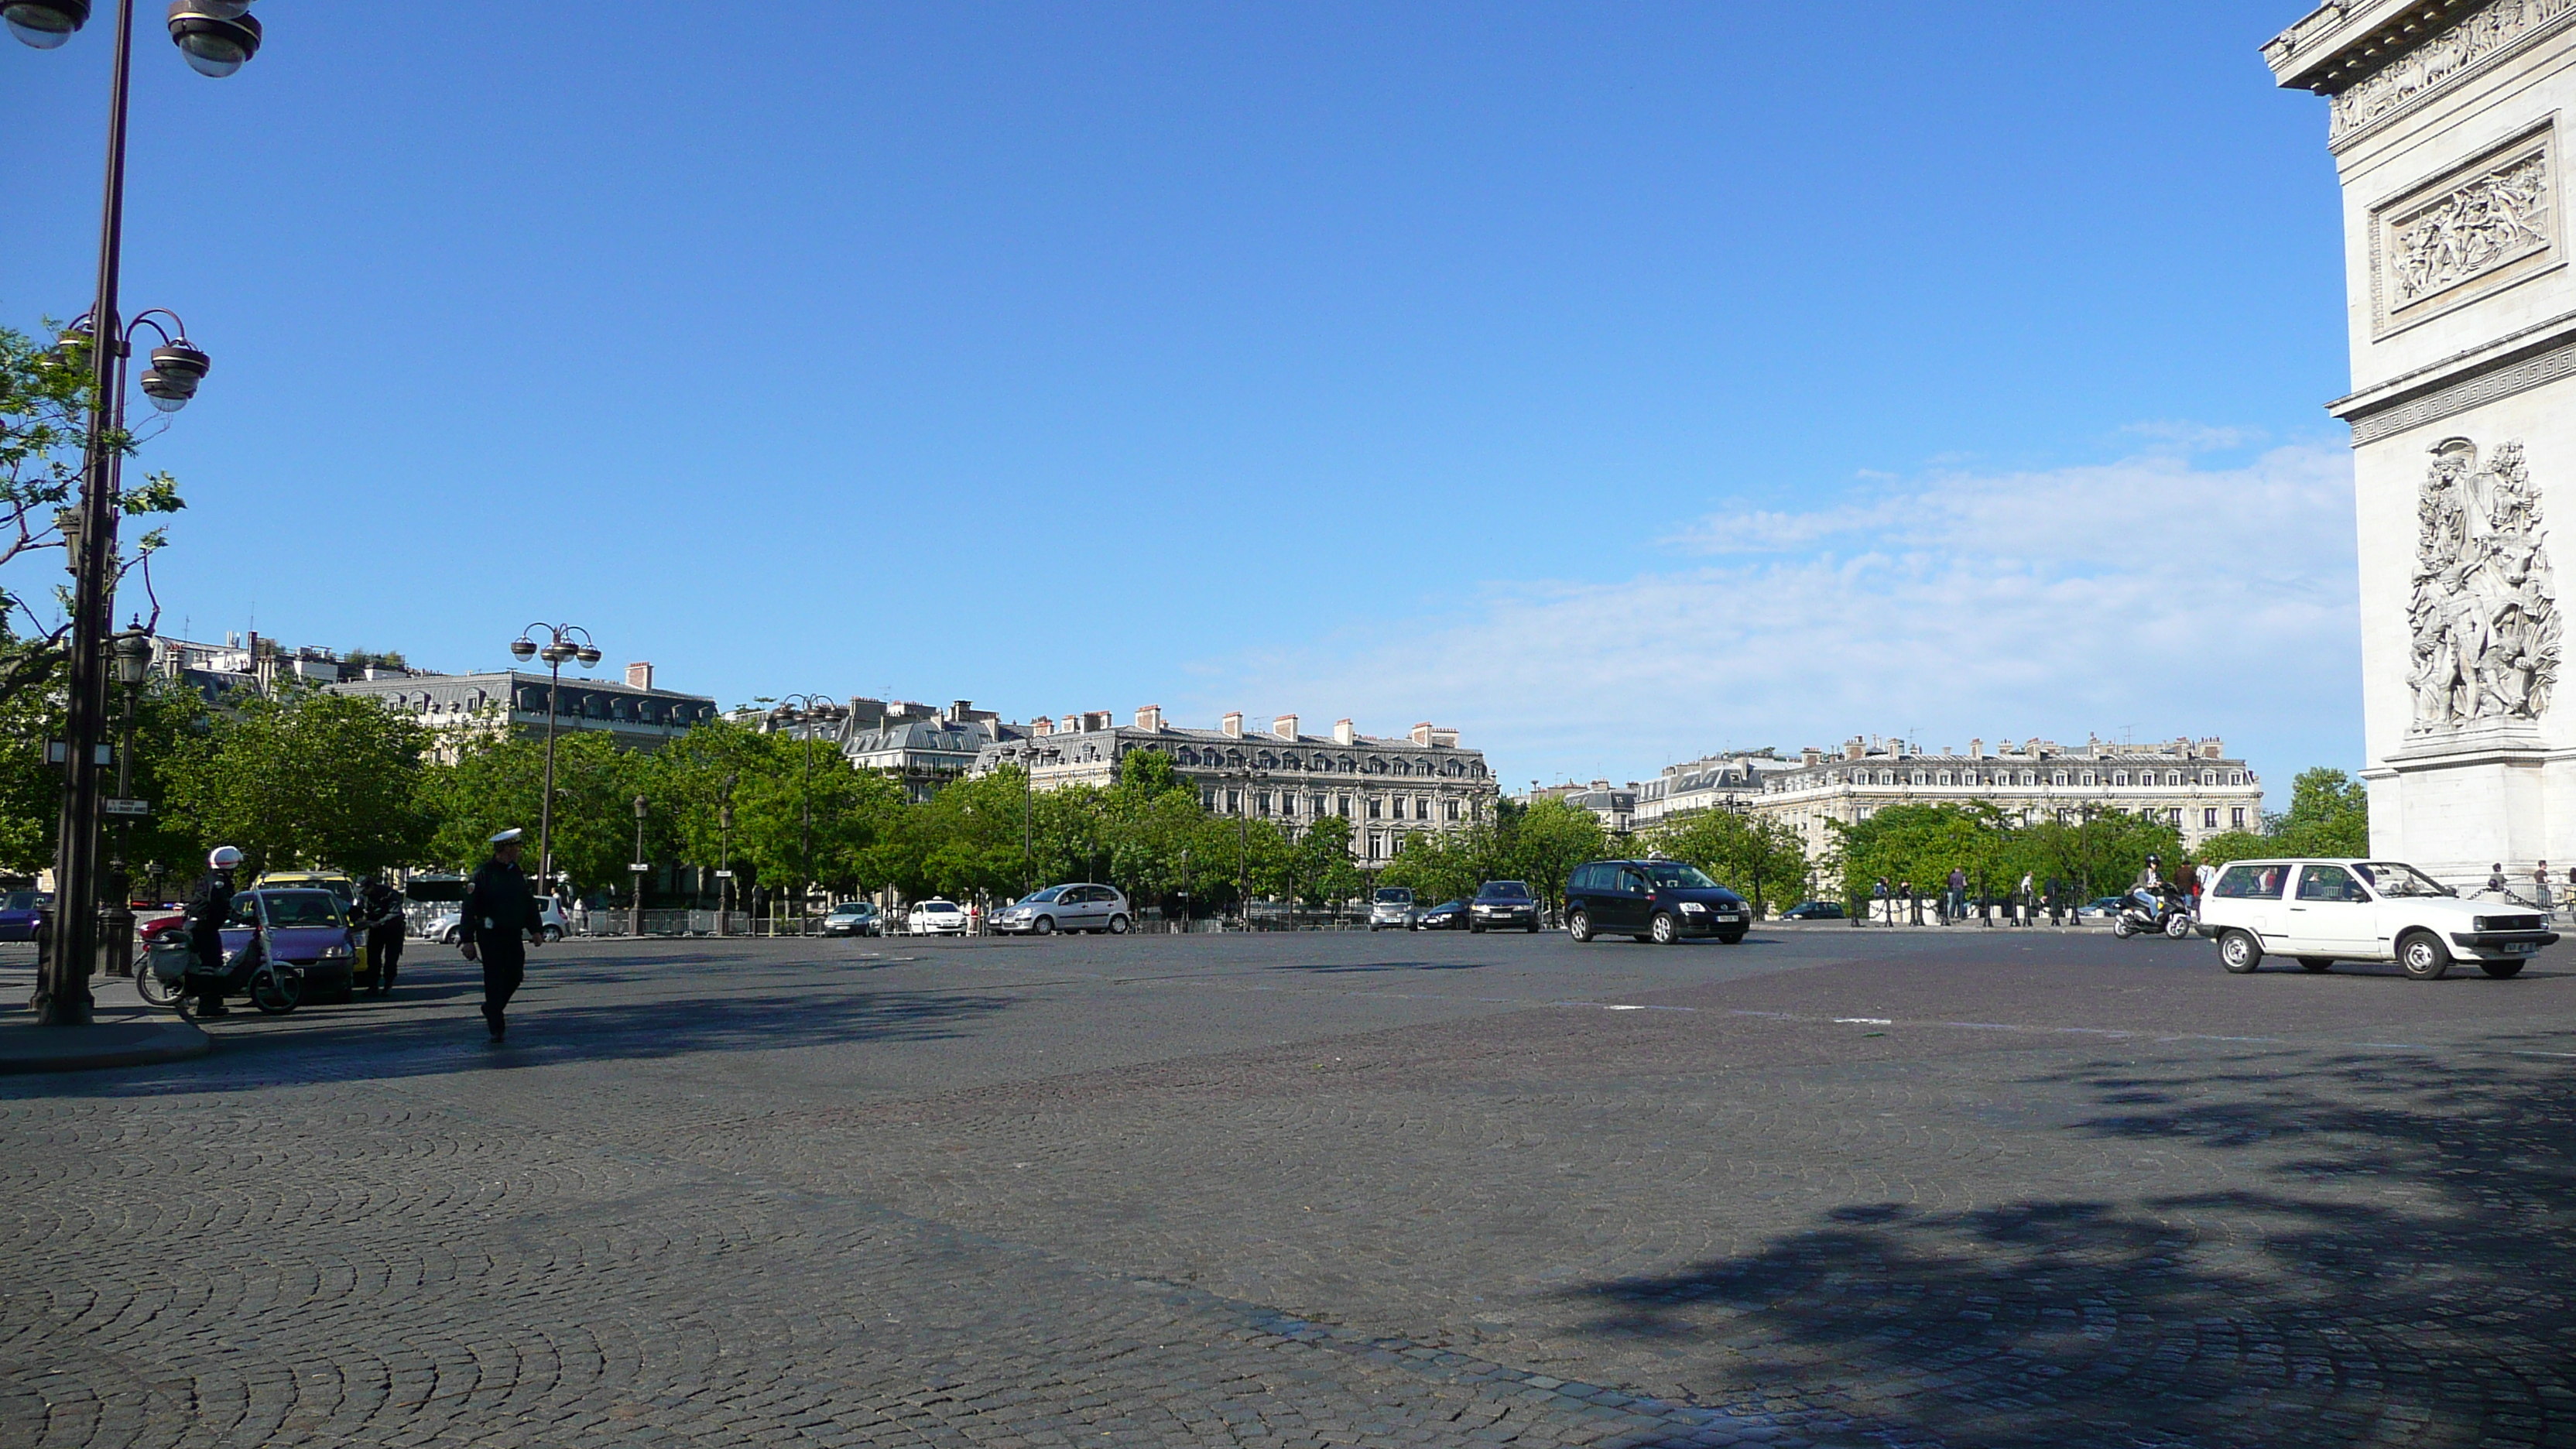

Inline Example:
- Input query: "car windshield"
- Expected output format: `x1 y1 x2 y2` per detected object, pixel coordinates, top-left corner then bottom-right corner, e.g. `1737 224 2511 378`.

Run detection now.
259 891 346 927
2 891 38 911
1646 862 1718 889
829 903 870 916
2354 862 2454 897
1478 882 1530 899
920 903 961 914
1373 889 1413 904
1022 887 1064 904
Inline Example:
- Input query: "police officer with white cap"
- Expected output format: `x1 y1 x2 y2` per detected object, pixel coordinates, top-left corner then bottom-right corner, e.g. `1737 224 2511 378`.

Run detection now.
183 846 245 1016
460 827 546 1041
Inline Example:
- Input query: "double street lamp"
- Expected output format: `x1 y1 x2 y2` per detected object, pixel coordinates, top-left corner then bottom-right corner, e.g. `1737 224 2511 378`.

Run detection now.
770 694 847 930
509 623 601 896
15 0 265 1026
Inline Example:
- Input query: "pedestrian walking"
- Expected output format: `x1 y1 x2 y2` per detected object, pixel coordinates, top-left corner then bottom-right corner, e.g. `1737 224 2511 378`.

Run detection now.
2047 877 2064 927
1903 881 1923 925
2533 861 2555 916
1874 876 1892 926
355 875 406 995
460 827 550 1043
1946 866 1966 923
183 846 244 1017
2017 872 2035 927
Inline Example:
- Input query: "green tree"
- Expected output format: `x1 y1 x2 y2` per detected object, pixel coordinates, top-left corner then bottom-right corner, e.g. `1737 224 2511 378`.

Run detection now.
160 692 433 878
895 766 1033 904
2273 767 2371 858
1500 797 1611 915
419 728 636 892
731 735 905 901
2 324 186 708
1643 808 1810 916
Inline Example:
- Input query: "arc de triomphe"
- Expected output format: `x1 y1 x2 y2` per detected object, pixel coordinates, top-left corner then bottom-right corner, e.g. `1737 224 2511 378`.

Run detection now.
2268 1 2573 883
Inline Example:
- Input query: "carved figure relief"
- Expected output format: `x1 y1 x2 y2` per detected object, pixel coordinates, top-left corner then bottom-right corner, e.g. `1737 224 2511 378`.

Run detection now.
2330 0 2576 142
2389 152 2551 306
2406 437 2561 731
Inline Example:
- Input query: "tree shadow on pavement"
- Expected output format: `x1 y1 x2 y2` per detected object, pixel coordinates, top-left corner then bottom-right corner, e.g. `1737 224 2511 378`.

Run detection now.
25 982 1019 1098
1562 1036 2576 1449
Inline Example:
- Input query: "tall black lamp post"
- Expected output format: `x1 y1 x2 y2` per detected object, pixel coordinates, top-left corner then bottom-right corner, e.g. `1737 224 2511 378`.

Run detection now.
509 623 601 896
14 0 262 1024
629 793 648 936
716 772 737 937
98 620 150 976
770 694 847 930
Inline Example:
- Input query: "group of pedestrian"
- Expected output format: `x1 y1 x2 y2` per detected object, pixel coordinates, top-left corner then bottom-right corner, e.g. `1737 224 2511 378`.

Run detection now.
179 825 549 1043
2485 859 2571 916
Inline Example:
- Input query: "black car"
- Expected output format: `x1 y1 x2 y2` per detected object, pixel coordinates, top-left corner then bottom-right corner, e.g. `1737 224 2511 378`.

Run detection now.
1411 899 1470 930
1564 858 1750 944
1780 900 1845 920
1470 879 1540 933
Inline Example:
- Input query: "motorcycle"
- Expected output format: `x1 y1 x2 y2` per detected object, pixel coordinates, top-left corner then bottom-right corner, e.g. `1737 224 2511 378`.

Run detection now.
2112 884 2194 940
136 927 304 1016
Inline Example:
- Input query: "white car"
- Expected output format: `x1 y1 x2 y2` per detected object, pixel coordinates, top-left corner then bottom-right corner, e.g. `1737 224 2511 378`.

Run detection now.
430 896 568 944
905 899 971 936
2198 858 2557 979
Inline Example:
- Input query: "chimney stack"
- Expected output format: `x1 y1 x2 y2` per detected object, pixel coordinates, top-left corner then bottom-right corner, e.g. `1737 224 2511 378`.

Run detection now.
1273 714 1298 741
1221 711 1243 738
1031 716 1053 737
625 662 653 690
1136 704 1163 731
1970 738 1985 758
1410 721 1434 745
1334 718 1355 745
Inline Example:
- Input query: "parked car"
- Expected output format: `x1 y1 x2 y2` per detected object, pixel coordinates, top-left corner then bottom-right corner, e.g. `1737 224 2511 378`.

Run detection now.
906 899 971 936
1780 900 1844 920
1563 858 1751 944
820 901 882 937
1410 899 1469 930
223 888 361 1002
429 896 569 944
992 883 1132 935
0 889 51 943
1469 880 1540 932
255 871 357 907
1368 886 1418 931
137 909 189 944
2077 896 2126 920
2198 858 2559 979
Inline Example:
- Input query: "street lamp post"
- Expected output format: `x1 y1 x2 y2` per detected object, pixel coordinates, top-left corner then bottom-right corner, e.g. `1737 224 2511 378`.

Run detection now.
771 695 847 933
1016 744 1061 899
97 620 150 977
629 794 649 936
716 772 736 937
14 0 262 1024
509 623 601 898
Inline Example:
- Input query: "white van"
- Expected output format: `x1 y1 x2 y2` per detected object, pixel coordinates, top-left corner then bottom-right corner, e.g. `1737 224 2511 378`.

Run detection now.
2198 858 2556 979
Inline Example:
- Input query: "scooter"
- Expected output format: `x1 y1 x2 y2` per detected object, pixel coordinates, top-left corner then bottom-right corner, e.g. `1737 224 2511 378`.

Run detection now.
136 928 304 1016
2112 885 2194 940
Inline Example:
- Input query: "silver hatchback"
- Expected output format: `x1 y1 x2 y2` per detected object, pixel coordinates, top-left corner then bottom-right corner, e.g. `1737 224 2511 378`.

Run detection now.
993 883 1132 935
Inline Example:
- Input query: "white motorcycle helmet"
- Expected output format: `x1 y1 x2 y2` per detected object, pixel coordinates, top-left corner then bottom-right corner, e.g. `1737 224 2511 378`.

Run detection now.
207 845 244 871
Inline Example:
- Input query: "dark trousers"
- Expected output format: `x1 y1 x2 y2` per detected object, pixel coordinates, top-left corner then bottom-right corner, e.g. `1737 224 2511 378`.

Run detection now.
190 931 228 1010
475 933 526 1018
367 927 404 992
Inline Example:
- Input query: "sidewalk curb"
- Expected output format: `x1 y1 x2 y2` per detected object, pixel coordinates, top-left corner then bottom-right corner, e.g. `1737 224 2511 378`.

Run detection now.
0 1016 210 1074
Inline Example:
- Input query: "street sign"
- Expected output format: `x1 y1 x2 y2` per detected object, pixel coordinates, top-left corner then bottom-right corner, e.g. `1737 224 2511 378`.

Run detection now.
628 862 649 872
102 798 151 817
713 869 734 879
46 743 113 765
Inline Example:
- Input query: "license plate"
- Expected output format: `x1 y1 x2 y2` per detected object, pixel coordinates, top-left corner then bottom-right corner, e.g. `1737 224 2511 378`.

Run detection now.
2504 942 2537 954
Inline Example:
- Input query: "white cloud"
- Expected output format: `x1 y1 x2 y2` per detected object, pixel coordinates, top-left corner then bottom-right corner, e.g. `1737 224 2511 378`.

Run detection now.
2118 420 2269 452
1197 444 2362 794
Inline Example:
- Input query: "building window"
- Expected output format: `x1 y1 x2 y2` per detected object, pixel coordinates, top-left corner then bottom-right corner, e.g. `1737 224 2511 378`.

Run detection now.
1259 793 1273 817
1937 772 1953 786
2231 772 2245 785
2165 772 2181 787
2020 772 2036 786
1226 790 1241 814
1910 771 1924 785
2080 771 2095 786
1444 799 1460 821
2112 772 2129 786
1337 796 1351 817
2232 807 2246 828
2168 807 2182 825
2204 807 2218 828
1201 790 1217 810
1368 796 1382 819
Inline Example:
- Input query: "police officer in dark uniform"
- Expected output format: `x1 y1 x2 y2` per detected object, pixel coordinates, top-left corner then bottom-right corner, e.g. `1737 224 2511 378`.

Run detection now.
460 827 546 1041
185 846 244 1017
355 875 406 995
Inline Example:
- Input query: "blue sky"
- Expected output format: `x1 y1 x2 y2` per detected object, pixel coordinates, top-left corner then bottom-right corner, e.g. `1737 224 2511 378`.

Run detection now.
6 2 2355 798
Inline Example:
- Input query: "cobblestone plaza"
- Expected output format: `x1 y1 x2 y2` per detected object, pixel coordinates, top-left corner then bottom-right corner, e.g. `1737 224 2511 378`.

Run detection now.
3 929 2571 1447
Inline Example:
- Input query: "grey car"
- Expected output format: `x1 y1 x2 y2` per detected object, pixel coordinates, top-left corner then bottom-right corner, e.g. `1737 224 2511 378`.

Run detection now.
993 883 1132 935
1368 886 1417 931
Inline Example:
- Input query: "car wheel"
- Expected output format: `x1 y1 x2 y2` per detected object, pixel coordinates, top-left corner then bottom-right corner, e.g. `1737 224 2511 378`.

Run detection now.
1034 916 1054 936
1469 922 1484 933
443 927 461 946
2480 959 2527 979
544 926 563 943
1717 930 1745 945
1526 922 1539 933
2298 957 2333 973
2218 930 2263 974
2112 916 2136 939
2397 930 2451 981
1567 910 1593 944
1108 914 1129 935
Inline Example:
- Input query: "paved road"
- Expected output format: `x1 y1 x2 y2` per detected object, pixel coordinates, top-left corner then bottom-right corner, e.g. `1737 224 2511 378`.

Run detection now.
2 925 2571 1447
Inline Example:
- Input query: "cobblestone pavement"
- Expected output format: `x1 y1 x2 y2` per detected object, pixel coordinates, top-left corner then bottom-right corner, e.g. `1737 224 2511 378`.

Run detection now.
2 927 2571 1447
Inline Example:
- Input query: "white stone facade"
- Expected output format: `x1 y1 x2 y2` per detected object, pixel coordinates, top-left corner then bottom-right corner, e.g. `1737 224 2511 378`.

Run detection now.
972 708 1499 863
1749 736 2264 862
2268 0 2576 882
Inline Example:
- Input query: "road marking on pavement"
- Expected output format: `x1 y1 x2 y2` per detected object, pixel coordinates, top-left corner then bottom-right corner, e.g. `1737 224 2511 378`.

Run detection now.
1832 1017 1893 1025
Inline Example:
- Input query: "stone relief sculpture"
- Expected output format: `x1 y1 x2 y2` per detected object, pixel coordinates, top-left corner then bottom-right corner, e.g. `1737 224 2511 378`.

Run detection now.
2330 0 2576 140
2407 437 2561 730
2389 152 2551 307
